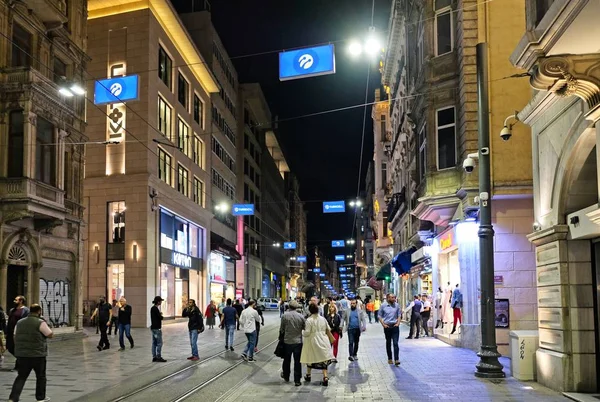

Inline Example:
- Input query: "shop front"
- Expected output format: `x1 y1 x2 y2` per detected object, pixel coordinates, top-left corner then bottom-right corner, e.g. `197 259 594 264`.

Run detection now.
433 228 460 337
159 209 204 318
209 235 241 304
209 251 228 302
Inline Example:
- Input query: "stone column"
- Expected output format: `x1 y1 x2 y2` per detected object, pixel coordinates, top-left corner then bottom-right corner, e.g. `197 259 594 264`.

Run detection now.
31 262 41 304
528 225 597 392
0 260 7 311
57 129 68 191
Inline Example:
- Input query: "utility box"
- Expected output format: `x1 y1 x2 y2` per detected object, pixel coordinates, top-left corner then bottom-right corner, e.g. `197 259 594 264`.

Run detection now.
509 330 539 381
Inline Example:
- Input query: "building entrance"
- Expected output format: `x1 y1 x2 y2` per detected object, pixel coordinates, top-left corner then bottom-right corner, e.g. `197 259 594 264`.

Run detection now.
7 265 27 305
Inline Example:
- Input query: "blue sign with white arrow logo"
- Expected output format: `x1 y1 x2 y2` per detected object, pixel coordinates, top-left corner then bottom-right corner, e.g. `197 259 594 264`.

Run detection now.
94 75 140 105
323 201 346 213
297 256 307 262
279 44 336 81
284 242 296 250
332 240 345 248
232 204 255 216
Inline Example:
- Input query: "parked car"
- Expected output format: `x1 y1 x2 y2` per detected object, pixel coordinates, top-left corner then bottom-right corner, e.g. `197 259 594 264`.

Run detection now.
257 297 279 311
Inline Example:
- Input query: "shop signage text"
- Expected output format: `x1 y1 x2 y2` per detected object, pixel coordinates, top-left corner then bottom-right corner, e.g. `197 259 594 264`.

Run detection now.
494 275 504 285
172 252 192 268
323 201 346 213
232 204 255 216
439 231 454 251
160 248 201 270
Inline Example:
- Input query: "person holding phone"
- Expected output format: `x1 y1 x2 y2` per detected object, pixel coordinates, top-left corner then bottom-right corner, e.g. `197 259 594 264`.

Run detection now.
182 299 204 360
117 297 134 351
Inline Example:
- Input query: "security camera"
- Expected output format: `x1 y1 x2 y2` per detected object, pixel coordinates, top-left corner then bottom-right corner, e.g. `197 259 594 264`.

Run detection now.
500 126 512 141
463 157 476 173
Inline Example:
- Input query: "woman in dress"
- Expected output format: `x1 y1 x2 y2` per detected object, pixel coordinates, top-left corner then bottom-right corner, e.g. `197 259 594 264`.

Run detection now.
325 303 342 363
300 303 335 386
205 300 217 329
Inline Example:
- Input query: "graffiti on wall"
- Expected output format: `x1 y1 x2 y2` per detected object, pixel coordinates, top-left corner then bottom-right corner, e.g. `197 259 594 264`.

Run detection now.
40 278 71 327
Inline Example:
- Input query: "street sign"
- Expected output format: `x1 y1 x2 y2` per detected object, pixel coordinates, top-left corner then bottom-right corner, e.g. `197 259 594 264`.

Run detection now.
94 75 140 105
335 255 345 261
232 204 255 216
297 256 307 262
323 201 346 213
332 240 345 248
283 242 297 250
313 268 321 273
279 44 336 81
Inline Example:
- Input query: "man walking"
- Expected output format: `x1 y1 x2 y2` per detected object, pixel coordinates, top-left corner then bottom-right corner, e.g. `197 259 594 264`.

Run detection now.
342 299 367 361
8 304 52 402
403 295 423 339
182 299 204 360
117 297 134 351
279 300 305 386
150 296 166 362
379 293 402 366
233 299 243 330
217 297 226 329
6 296 29 370
239 300 260 362
221 299 238 351
90 296 112 351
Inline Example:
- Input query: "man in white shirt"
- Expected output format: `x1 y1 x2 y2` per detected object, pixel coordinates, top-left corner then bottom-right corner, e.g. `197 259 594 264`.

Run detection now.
420 295 431 337
239 300 261 362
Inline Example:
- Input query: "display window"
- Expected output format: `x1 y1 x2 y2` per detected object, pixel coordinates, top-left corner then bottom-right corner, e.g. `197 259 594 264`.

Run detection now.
160 209 204 258
211 282 225 302
161 264 190 318
108 262 124 302
108 201 126 244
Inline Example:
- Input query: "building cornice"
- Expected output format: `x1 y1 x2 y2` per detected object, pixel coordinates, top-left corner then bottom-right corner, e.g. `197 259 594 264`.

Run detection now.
412 193 461 227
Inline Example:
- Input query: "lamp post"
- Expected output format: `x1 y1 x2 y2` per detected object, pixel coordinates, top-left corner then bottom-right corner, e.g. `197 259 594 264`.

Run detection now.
474 42 505 379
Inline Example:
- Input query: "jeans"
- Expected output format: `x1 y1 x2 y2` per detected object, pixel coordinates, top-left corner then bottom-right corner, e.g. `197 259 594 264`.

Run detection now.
119 323 134 348
374 310 379 321
408 314 422 338
225 324 235 347
98 320 110 348
384 326 400 361
282 343 302 382
189 330 199 357
243 331 256 359
151 329 163 358
421 313 430 336
9 356 47 402
348 328 361 357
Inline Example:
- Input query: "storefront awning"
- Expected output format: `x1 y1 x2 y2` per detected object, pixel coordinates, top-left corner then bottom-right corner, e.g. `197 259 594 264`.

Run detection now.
210 242 241 260
391 247 415 275
375 262 391 281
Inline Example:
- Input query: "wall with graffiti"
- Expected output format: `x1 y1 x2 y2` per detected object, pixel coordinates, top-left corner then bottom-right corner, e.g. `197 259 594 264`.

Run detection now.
40 278 71 327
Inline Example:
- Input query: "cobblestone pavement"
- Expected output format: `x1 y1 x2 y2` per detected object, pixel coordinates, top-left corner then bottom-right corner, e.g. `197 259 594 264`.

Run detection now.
0 311 282 401
217 322 568 402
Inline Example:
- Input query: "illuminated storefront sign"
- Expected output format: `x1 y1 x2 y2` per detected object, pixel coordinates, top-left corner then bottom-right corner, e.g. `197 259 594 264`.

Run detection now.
439 230 455 251
171 251 192 268
279 44 336 81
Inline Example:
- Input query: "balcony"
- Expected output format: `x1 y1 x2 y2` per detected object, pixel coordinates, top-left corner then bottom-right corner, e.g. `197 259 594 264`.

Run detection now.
0 177 66 223
386 188 406 224
23 0 68 25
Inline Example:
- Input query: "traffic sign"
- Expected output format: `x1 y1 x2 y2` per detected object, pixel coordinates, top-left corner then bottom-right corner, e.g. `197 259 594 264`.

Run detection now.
323 201 345 213
232 204 255 216
332 240 345 248
283 242 297 250
279 44 336 81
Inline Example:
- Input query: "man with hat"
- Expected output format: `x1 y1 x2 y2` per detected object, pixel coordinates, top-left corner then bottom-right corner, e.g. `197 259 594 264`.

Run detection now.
278 300 306 386
150 296 166 362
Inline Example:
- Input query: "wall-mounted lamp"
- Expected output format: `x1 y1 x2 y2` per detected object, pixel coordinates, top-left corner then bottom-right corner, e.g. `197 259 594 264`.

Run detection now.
133 244 138 262
94 245 99 264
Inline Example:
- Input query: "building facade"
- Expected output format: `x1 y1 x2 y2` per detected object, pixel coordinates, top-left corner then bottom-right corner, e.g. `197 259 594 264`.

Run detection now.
380 0 537 356
85 0 219 326
0 0 88 330
285 172 307 300
510 0 600 393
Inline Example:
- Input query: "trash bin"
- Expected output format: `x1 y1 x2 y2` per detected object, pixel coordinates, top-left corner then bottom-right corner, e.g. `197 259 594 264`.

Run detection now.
509 330 539 381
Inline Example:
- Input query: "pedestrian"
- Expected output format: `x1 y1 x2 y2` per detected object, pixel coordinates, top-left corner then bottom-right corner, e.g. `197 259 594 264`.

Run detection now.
279 298 285 318
182 299 204 360
220 299 238 351
300 303 334 386
6 295 30 371
373 296 381 322
90 296 112 351
403 295 423 339
217 298 226 329
254 303 265 353
150 296 166 362
366 298 375 323
239 300 260 362
205 300 217 329
450 285 463 334
0 305 6 362
117 297 134 351
379 293 402 366
420 294 431 337
108 299 119 335
233 299 243 330
342 299 367 361
279 300 305 386
8 304 52 402
324 303 341 363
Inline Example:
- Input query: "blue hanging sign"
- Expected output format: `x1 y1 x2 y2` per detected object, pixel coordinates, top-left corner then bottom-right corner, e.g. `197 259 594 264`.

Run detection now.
232 204 255 216
279 44 336 81
283 242 297 250
297 256 307 262
323 200 346 213
335 255 345 261
332 240 345 248
94 75 140 105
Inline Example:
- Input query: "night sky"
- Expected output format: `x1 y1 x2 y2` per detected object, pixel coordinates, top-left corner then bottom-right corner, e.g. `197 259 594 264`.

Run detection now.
211 0 391 256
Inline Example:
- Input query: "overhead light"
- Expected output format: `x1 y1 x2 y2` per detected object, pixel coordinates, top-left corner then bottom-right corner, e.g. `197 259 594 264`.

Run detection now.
59 87 74 97
70 83 86 95
215 202 230 213
364 35 381 56
348 40 363 56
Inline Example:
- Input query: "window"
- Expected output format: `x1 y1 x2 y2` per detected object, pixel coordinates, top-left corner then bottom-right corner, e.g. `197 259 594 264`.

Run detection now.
193 94 204 128
436 107 456 169
244 158 249 175
178 73 189 109
7 110 24 177
535 0 556 26
158 148 172 185
193 135 204 169
418 124 427 182
108 201 126 244
178 164 189 196
193 177 205 207
380 115 387 142
212 106 236 144
435 0 453 56
158 96 173 142
12 23 31 67
211 136 235 172
158 46 172 89
381 162 387 190
178 118 190 157
36 117 56 185
211 168 235 200
53 58 67 84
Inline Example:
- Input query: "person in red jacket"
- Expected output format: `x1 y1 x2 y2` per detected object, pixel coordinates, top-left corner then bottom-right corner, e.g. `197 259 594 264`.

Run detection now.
205 300 217 329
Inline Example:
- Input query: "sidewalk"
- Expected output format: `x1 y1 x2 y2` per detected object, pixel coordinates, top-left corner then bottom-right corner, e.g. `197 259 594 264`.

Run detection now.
219 322 568 402
0 311 281 401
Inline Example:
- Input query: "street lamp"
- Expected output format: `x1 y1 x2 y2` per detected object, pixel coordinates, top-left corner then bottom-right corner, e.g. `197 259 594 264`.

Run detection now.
347 239 356 245
347 26 382 57
58 78 86 97
214 202 230 213
349 199 363 208
273 242 281 247
346 255 353 258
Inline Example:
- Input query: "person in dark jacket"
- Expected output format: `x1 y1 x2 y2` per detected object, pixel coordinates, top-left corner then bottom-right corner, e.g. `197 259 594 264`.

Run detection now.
254 304 265 352
90 296 112 351
150 296 166 362
7 295 30 371
182 299 204 360
233 299 243 330
325 303 342 362
117 297 134 350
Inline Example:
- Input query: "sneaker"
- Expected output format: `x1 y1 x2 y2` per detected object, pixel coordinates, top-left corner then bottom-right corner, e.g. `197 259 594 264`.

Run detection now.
225 345 229 350
102 346 110 350
395 361 400 366
130 344 135 349
241 354 248 361
332 358 338 363
348 356 354 362
294 382 301 386
37 398 51 402
97 345 102 351
156 357 167 363
280 372 289 382
388 359 393 364
190 356 199 361
187 356 195 360
152 357 158 362
230 347 234 352
247 358 255 363
353 356 358 361
118 348 125 351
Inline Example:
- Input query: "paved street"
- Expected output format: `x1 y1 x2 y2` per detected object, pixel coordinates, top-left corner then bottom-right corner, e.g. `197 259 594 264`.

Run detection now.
1 312 570 402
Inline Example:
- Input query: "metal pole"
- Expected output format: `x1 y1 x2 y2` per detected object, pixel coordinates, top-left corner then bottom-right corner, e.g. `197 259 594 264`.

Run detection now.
474 42 505 378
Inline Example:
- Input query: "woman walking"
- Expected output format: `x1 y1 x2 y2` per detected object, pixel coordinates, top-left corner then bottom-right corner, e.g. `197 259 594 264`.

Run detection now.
205 300 217 329
300 303 335 386
325 303 342 363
